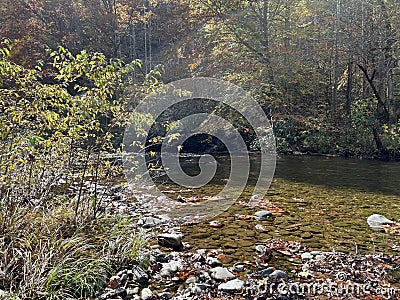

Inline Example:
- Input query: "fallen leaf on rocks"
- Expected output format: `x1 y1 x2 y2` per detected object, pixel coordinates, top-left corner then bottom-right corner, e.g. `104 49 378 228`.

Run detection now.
176 269 195 281
382 223 400 234
217 253 227 259
235 214 253 220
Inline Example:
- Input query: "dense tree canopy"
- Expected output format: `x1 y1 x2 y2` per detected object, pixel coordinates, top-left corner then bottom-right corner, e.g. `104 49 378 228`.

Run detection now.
1 0 400 158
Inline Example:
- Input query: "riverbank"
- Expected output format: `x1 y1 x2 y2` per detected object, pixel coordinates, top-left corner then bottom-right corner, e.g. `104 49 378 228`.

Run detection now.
1 154 400 299
95 182 400 299
97 212 400 300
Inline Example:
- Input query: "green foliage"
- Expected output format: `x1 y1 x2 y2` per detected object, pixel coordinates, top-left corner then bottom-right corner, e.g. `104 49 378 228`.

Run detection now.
0 40 156 298
0 39 143 214
45 257 111 299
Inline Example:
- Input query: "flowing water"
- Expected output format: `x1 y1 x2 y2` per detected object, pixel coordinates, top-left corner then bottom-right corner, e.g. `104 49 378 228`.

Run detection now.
155 154 400 267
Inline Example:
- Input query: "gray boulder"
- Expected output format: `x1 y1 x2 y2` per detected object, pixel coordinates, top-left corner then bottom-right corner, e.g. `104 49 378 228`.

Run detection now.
209 267 235 280
157 233 183 250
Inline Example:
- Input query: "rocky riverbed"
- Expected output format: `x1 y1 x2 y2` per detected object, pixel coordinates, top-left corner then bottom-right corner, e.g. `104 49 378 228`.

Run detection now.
98 233 400 299
97 198 400 300
82 179 400 299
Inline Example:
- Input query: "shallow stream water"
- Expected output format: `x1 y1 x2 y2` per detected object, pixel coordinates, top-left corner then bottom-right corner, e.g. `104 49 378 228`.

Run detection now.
155 154 400 268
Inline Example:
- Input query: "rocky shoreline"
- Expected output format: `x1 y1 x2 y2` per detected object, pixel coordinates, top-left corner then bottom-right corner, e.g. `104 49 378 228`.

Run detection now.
97 215 400 300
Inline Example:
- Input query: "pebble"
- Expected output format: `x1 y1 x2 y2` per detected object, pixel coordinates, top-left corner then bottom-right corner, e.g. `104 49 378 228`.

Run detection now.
254 210 273 221
206 256 222 267
141 288 153 300
128 287 139 295
232 263 245 272
108 275 120 288
269 270 289 282
137 216 164 228
209 220 224 228
120 273 127 281
185 277 198 284
218 279 245 292
299 271 312 279
301 252 314 260
165 260 180 272
171 276 180 282
251 194 262 201
255 224 267 232
131 265 148 285
258 267 275 277
209 267 236 280
192 283 210 293
255 245 267 253
158 291 172 299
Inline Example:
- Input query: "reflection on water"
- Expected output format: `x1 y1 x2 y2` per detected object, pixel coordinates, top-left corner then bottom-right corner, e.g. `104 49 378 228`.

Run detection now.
274 155 400 196
175 153 400 196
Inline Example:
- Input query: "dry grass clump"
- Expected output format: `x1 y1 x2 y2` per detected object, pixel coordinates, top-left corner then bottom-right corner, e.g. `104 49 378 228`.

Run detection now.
0 198 146 299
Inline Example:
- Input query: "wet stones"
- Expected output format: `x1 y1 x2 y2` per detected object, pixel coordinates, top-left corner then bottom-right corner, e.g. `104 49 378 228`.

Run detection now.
258 266 275 277
232 263 245 272
255 245 267 253
206 256 222 267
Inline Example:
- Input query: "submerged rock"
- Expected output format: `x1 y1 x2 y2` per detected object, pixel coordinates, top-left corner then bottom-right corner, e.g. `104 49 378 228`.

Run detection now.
255 224 267 232
367 214 394 229
254 210 272 221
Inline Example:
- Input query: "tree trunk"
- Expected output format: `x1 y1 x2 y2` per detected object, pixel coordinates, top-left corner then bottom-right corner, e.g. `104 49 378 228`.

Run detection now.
345 57 353 115
331 0 341 118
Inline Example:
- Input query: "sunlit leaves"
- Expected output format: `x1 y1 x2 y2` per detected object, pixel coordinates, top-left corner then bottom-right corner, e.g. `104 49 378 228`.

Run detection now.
0 44 156 207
